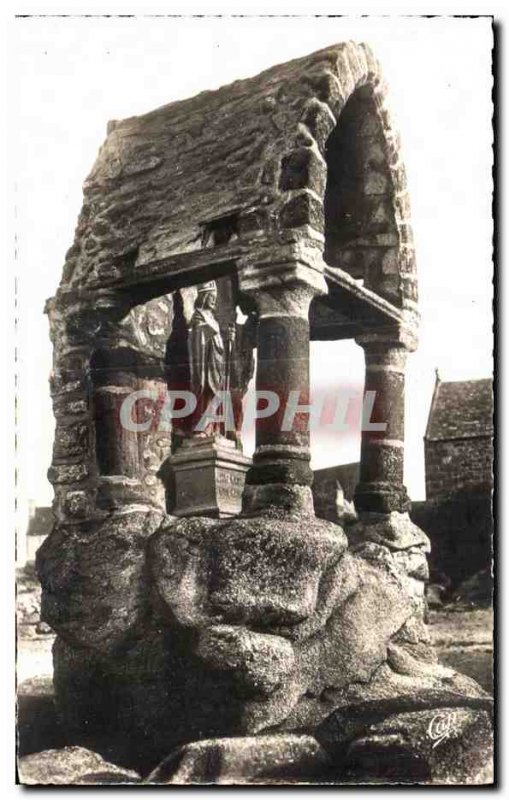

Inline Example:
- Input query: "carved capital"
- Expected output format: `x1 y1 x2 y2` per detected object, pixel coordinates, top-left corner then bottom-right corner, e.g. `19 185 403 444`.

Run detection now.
252 282 321 320
237 237 328 310
355 321 418 355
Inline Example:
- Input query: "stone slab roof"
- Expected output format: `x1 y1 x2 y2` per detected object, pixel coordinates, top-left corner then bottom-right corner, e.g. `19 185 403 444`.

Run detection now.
425 378 493 442
56 40 416 312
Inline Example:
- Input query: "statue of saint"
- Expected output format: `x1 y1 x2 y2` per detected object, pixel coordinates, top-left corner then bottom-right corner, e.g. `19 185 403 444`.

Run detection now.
189 281 225 436
166 281 256 447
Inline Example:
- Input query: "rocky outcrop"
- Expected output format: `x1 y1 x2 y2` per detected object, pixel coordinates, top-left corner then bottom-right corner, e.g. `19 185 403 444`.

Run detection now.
36 509 492 780
37 508 164 654
146 734 329 784
318 704 493 784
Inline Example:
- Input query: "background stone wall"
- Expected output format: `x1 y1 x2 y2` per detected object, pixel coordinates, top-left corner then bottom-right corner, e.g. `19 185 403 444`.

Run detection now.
424 437 493 501
410 489 493 590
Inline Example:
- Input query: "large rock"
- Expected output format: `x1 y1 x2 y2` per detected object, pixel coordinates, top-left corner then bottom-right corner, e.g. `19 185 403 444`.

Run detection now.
314 653 493 785
149 512 348 630
147 513 420 739
18 746 140 785
37 509 493 780
36 509 164 654
326 705 493 785
349 511 430 550
146 734 330 784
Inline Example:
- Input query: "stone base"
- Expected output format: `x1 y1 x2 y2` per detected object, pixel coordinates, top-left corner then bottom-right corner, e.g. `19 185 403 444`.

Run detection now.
96 475 165 511
169 435 251 517
38 507 493 779
242 483 314 515
347 511 431 609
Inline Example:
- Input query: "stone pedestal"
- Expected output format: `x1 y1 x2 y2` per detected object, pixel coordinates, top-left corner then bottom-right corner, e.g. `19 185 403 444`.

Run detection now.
169 436 251 518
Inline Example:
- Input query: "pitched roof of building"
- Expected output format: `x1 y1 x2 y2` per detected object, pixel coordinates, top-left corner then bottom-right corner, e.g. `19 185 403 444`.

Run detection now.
425 378 493 442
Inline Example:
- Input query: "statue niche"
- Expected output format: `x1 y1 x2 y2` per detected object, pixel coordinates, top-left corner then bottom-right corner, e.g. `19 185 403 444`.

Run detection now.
164 277 254 517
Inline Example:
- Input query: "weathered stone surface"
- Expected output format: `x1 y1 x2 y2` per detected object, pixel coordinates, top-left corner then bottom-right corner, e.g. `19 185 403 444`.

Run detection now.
349 511 431 552
47 463 89 485
279 147 326 194
300 97 336 149
314 635 494 784
149 513 347 631
429 608 493 693
348 512 431 608
319 706 493 784
146 734 329 784
18 746 140 785
37 509 164 653
41 508 493 777
196 626 295 695
52 421 89 459
279 191 324 231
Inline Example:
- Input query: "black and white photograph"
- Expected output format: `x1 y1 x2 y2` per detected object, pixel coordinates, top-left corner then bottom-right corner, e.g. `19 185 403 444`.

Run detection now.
6 6 497 788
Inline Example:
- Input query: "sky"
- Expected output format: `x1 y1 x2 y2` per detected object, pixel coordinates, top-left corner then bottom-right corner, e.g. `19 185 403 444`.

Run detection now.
12 15 493 516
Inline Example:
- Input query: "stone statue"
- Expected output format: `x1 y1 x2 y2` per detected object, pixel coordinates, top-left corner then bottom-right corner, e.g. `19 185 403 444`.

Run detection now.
188 282 225 436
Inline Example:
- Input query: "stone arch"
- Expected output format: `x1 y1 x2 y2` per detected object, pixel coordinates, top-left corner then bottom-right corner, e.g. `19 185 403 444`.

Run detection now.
273 43 417 312
47 42 419 525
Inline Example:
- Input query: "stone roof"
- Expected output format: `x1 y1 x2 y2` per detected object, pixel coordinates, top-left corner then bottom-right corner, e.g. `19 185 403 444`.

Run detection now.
57 41 416 311
425 378 493 442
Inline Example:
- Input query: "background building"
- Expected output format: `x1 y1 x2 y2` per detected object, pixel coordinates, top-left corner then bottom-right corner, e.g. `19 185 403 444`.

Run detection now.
424 375 493 501
412 375 493 592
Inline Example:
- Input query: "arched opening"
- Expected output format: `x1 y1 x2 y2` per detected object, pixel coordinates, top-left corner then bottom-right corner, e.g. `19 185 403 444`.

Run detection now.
323 86 401 306
309 84 405 521
88 273 256 516
309 337 364 522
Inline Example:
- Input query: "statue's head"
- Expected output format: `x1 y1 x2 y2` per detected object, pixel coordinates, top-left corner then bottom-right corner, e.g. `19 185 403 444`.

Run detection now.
196 281 217 311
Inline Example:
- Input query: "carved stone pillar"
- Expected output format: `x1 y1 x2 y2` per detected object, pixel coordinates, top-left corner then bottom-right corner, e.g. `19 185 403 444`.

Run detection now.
354 330 413 515
350 325 430 613
240 248 327 514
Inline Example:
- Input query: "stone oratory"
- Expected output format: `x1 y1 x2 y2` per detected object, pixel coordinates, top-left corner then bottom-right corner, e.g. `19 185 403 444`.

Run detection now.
37 43 492 784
